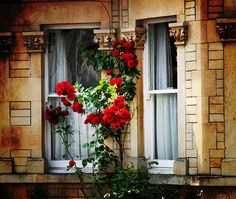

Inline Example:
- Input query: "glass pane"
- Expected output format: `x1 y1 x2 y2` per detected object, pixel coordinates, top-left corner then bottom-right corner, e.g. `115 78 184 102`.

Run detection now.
148 23 177 90
48 29 100 93
49 98 93 160
47 29 98 161
154 93 178 160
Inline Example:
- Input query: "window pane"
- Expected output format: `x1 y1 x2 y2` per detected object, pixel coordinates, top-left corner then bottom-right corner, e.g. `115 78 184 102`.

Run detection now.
47 29 98 161
148 23 178 160
154 94 178 160
48 29 100 93
49 98 93 160
148 23 177 90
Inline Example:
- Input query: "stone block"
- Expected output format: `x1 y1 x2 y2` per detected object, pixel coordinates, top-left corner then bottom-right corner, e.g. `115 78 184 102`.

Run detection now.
217 141 225 149
217 88 223 96
10 117 31 126
31 53 42 77
186 122 193 132
186 88 192 97
186 132 193 141
216 70 223 79
217 133 224 141
217 79 223 88
222 159 236 176
10 61 30 69
217 123 224 132
186 97 197 105
11 149 31 158
209 60 223 70
186 114 197 123
14 165 26 173
10 69 31 78
186 141 193 149
10 101 31 109
185 1 195 8
10 53 29 61
209 43 223 51
11 110 30 117
186 15 195 21
185 8 195 15
186 149 197 157
209 114 224 122
210 105 223 114
210 158 221 168
173 158 188 175
189 167 197 175
207 21 220 42
210 149 224 158
14 157 27 166
0 158 13 173
186 52 196 62
26 158 45 174
211 168 221 175
210 96 223 104
186 105 197 114
209 50 223 60
186 71 192 80
186 61 197 71
186 80 192 89
185 43 196 52
189 158 197 167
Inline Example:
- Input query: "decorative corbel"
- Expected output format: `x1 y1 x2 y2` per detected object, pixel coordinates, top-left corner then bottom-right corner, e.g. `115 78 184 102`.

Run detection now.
93 29 116 51
216 19 236 42
22 31 47 53
169 22 188 45
0 32 14 53
121 27 146 49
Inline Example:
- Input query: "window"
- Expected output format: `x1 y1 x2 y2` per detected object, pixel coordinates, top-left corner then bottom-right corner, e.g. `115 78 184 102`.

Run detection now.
45 28 100 173
144 21 178 174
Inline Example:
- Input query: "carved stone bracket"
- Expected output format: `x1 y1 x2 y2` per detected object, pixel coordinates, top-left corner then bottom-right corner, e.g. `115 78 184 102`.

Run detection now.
0 32 14 53
94 29 116 51
169 22 188 45
216 19 236 42
121 27 146 49
22 31 47 53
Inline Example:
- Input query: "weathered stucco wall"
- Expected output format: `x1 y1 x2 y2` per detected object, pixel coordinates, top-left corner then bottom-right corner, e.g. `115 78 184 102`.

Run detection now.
1 1 236 197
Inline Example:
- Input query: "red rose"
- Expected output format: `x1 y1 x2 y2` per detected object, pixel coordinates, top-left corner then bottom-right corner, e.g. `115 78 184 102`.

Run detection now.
112 50 120 57
72 101 83 113
67 93 76 101
56 106 61 112
119 108 131 121
115 77 122 85
118 39 124 45
127 59 138 68
69 160 76 167
106 69 112 75
61 97 71 107
113 96 125 108
61 110 69 116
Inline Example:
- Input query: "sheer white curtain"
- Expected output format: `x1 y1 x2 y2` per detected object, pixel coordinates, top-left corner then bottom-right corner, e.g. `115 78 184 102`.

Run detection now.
149 23 178 160
48 29 96 160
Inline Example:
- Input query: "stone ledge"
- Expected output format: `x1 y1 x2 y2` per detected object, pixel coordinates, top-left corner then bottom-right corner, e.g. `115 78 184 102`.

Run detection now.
2 174 236 187
150 175 236 186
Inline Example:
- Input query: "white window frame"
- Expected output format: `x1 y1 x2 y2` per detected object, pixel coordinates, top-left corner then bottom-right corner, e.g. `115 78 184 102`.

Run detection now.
143 17 179 174
44 23 100 173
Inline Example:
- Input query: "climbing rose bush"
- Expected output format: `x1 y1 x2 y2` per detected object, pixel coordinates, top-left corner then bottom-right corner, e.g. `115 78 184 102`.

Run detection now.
45 39 140 171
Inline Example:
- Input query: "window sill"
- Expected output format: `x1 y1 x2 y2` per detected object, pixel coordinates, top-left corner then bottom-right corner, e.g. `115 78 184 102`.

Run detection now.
2 173 236 186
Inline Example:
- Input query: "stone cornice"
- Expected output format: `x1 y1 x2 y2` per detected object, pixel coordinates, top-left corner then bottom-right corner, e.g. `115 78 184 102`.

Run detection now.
120 27 146 49
22 31 47 53
216 18 236 42
0 32 14 53
169 22 188 45
93 29 116 51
